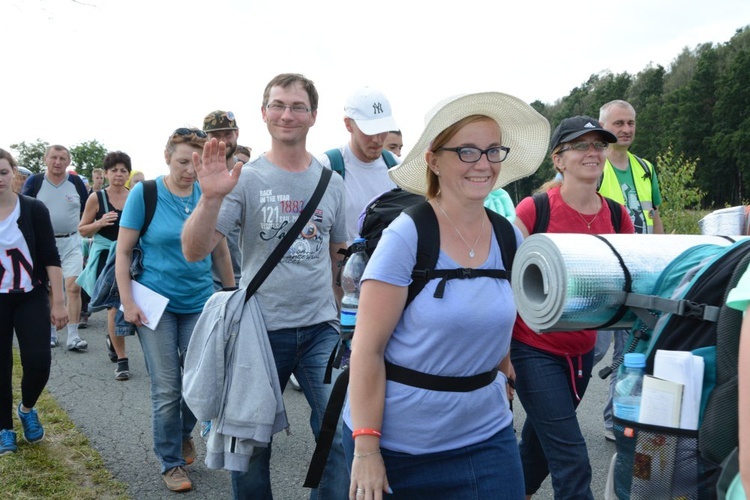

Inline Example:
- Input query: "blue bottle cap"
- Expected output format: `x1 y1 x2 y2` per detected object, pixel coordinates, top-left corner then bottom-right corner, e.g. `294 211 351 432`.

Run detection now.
623 352 646 368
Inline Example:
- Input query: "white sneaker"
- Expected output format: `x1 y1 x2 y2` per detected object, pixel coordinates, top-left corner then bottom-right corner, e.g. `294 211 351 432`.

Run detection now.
288 374 302 391
67 339 88 351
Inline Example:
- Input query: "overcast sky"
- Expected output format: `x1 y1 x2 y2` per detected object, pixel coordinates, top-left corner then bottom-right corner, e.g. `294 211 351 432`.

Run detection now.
2 0 749 178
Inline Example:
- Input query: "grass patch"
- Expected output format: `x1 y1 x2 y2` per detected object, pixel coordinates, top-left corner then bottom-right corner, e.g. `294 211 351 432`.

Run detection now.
0 348 129 499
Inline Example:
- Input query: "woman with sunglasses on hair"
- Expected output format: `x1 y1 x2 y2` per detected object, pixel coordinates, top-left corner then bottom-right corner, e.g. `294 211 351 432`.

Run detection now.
511 116 634 499
346 93 549 499
115 128 234 492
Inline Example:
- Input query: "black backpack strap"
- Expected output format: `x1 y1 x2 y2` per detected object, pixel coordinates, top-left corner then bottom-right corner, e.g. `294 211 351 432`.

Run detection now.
303 367 350 489
324 148 345 179
486 208 516 277
140 180 158 238
632 154 653 180
404 202 440 308
531 192 550 234
96 189 109 214
603 196 623 233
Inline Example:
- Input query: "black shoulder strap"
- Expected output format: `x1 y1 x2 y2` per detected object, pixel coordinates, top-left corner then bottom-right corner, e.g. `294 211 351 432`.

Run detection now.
96 189 109 214
531 192 550 234
244 168 332 303
603 196 623 233
140 180 157 238
486 208 517 276
405 202 440 307
324 148 345 179
405 203 515 307
381 151 398 168
632 154 653 180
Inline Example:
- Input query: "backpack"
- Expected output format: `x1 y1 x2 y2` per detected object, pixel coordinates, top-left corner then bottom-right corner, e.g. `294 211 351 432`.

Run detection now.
305 192 518 489
531 191 623 233
25 172 90 215
323 148 398 179
607 237 750 499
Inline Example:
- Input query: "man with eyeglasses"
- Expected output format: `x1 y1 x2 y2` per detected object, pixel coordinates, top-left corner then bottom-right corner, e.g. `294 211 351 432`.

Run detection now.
203 110 243 291
183 73 349 500
319 86 400 243
596 100 664 443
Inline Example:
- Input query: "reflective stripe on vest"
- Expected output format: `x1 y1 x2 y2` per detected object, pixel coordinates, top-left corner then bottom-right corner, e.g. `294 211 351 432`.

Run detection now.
599 152 655 233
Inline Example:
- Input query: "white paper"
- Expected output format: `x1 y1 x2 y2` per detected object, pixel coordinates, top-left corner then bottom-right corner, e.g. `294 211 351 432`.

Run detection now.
119 281 169 331
639 375 683 427
653 350 704 430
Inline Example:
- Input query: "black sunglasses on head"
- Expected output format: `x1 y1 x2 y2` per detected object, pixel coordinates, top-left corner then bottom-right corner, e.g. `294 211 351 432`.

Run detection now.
173 128 207 138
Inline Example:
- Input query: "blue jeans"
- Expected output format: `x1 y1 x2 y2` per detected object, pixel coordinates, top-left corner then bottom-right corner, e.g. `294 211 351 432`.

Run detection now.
231 322 347 500
511 340 594 499
343 423 523 499
137 311 199 473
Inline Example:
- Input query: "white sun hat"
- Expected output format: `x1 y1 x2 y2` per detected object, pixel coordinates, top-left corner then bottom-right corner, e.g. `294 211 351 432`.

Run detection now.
388 92 550 195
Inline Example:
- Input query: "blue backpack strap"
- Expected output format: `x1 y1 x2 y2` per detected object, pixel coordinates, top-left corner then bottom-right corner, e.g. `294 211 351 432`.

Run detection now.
381 150 398 168
22 173 45 198
68 174 89 215
140 180 157 238
324 148 345 179
531 192 551 234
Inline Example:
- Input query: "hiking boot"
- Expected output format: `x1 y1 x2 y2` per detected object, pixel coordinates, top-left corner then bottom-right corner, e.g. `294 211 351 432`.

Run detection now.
604 428 616 442
183 438 196 465
0 429 17 456
105 335 117 363
114 358 130 381
17 404 44 443
67 338 88 351
162 466 192 492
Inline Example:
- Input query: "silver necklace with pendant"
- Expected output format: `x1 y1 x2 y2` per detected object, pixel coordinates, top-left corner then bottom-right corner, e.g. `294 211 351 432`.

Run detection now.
436 200 485 258
166 177 192 214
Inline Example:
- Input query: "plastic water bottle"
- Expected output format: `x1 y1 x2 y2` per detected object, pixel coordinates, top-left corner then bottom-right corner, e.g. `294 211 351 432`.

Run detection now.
340 238 367 368
613 352 647 422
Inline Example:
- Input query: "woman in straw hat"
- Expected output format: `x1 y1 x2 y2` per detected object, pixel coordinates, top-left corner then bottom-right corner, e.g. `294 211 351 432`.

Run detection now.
511 116 633 499
344 92 549 499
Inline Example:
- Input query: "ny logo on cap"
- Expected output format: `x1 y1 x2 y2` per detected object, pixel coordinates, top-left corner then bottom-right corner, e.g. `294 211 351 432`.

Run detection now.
372 102 384 115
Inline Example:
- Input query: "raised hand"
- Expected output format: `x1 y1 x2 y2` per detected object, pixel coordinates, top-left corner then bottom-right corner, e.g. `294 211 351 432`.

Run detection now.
192 138 243 200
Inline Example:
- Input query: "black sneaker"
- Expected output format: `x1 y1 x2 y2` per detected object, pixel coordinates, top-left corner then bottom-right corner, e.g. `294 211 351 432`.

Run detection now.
115 358 130 381
78 315 88 329
105 336 117 363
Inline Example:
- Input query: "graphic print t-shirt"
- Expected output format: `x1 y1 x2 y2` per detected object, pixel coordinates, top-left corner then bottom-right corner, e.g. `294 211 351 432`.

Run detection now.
216 155 347 331
0 199 34 293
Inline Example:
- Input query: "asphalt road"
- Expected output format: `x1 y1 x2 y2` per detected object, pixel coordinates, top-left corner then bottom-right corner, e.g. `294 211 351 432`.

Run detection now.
47 311 617 499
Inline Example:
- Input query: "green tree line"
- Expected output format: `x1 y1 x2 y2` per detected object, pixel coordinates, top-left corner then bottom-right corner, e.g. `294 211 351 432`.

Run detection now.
10 26 750 207
506 25 750 210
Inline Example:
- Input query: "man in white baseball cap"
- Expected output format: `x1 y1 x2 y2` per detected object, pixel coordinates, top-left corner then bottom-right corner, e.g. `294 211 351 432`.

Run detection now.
319 86 400 243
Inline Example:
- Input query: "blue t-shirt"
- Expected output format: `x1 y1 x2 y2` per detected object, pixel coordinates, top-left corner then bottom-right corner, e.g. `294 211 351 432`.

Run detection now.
343 211 522 454
120 177 213 314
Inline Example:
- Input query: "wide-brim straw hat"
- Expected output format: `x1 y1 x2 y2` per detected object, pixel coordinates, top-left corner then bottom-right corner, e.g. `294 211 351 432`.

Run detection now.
388 92 550 195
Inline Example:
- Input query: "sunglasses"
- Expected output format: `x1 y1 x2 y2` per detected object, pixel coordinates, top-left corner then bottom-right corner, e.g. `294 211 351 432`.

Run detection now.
173 128 208 138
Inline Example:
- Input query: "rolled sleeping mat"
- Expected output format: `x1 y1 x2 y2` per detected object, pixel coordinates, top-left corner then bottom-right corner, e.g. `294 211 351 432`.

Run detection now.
698 205 746 236
512 234 742 333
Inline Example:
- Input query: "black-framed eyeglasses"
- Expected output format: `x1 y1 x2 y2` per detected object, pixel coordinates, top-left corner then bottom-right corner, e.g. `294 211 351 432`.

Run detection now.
173 128 207 138
558 141 609 153
437 146 510 163
266 103 311 114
